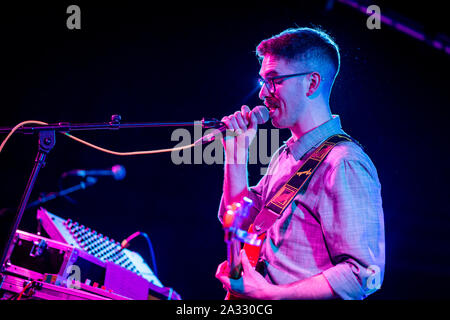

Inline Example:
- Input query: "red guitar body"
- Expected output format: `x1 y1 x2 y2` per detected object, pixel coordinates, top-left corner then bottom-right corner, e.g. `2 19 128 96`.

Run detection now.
225 224 265 300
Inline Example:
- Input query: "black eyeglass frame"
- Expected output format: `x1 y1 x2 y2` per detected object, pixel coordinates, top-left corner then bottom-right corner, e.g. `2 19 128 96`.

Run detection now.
258 72 313 94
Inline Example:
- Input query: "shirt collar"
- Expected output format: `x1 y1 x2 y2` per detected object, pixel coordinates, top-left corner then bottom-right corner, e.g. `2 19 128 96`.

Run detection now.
284 115 346 161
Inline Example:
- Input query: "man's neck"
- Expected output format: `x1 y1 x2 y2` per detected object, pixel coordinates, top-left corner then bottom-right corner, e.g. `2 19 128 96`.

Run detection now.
290 105 332 141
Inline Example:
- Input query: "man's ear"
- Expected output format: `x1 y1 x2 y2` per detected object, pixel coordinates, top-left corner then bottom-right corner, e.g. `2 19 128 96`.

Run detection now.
306 72 321 97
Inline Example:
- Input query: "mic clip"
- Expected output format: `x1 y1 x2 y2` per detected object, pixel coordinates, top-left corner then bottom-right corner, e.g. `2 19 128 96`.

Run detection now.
108 114 122 130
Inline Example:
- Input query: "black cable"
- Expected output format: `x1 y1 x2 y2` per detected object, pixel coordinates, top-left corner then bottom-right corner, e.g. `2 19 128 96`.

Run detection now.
121 231 158 278
140 232 158 278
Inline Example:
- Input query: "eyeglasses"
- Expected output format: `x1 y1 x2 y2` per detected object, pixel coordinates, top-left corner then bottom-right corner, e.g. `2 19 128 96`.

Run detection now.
258 72 313 94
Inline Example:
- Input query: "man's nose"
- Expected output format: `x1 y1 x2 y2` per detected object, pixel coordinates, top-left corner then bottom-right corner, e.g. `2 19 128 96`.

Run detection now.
258 82 270 100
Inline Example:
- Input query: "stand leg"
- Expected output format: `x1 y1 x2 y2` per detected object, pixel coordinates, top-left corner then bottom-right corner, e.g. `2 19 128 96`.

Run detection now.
0 130 55 272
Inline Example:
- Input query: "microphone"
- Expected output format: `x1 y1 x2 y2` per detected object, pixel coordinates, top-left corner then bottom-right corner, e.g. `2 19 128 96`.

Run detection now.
198 106 269 144
62 164 126 181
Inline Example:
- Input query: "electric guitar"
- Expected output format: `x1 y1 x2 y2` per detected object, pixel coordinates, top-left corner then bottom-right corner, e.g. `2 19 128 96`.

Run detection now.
222 197 265 300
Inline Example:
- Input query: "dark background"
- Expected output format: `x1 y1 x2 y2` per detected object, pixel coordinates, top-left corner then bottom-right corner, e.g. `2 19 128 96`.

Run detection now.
1 1 449 299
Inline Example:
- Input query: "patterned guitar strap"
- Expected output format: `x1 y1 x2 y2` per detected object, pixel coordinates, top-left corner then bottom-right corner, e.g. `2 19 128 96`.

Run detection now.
243 134 354 268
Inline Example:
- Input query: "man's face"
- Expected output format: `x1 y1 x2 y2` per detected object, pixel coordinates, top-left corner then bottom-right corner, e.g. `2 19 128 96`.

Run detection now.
258 55 308 129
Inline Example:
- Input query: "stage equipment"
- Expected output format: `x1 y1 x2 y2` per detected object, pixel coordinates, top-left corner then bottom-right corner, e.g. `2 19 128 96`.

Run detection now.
0 209 181 300
0 115 225 274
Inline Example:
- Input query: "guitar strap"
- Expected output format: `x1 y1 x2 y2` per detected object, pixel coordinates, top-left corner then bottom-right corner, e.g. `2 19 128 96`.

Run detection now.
243 134 354 266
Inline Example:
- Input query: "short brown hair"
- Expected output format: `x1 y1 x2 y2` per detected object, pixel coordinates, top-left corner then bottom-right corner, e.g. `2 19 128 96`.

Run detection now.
256 27 340 93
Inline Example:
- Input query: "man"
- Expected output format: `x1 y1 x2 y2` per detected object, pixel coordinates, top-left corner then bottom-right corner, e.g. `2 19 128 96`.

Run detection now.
215 27 385 300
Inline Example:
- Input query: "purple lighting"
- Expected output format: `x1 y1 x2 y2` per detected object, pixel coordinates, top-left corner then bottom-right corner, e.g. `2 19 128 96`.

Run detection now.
394 23 426 41
432 40 443 50
336 0 450 55
380 14 393 26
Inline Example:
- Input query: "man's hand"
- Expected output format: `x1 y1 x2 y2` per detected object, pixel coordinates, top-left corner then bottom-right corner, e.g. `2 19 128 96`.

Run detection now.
215 249 278 300
220 105 259 164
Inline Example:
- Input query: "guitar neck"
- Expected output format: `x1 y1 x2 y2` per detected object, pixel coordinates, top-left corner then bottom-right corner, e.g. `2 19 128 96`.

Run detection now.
227 238 242 279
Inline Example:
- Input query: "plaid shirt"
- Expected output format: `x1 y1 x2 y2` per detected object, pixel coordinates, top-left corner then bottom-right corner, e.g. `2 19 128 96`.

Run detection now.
218 115 385 300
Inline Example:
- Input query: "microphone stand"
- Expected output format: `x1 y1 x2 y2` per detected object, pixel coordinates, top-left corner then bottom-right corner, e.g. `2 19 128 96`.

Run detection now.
26 176 98 210
0 114 224 272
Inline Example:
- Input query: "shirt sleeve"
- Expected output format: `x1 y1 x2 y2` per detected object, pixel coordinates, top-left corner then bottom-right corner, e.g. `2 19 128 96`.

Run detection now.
318 157 385 300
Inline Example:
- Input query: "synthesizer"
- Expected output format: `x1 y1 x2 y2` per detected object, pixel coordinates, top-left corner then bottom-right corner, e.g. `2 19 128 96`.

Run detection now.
36 207 162 287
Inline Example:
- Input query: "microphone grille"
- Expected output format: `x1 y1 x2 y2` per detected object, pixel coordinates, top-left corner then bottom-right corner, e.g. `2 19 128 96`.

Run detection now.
111 165 126 180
